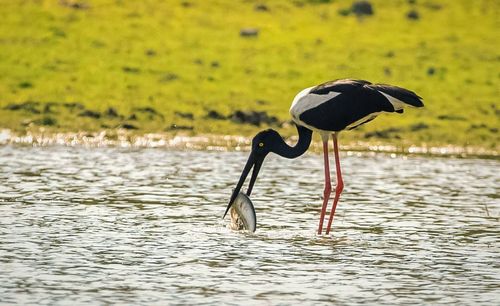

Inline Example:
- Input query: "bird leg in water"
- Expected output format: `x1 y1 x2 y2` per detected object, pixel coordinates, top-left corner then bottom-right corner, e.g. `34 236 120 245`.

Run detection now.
318 140 332 235
326 133 344 235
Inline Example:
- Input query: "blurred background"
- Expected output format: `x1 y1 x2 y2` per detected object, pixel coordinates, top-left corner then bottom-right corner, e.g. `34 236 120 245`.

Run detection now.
0 0 498 150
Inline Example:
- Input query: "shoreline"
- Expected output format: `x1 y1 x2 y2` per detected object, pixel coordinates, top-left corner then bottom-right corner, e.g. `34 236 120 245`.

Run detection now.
0 129 498 159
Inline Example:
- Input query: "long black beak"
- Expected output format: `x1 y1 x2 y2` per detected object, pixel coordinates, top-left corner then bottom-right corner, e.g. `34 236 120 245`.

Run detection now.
222 151 264 219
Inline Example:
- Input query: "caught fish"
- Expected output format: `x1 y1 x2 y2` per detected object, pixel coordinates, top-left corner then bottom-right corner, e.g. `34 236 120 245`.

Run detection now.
229 192 257 232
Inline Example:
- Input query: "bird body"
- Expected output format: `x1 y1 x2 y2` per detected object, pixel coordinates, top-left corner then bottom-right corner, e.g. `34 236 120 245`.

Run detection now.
290 79 423 137
224 79 424 235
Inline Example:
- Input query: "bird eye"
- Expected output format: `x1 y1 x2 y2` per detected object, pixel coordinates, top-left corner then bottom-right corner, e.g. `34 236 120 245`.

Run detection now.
259 142 264 147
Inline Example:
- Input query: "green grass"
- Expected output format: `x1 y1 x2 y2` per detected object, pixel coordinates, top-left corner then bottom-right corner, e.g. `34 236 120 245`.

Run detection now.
0 0 498 150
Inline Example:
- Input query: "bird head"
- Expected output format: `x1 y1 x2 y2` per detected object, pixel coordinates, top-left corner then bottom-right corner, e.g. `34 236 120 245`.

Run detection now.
222 129 281 218
250 128 281 155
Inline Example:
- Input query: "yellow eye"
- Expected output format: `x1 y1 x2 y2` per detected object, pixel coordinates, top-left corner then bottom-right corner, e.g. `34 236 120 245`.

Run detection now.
259 142 264 147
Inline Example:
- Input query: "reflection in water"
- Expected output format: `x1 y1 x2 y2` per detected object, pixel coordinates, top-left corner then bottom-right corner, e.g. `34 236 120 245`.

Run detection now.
0 146 498 304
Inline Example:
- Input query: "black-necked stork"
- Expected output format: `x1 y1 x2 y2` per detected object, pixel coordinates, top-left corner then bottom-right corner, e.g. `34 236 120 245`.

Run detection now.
223 79 424 235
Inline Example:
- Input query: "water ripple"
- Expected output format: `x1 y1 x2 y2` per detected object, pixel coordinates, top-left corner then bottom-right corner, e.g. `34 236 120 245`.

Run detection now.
0 146 498 305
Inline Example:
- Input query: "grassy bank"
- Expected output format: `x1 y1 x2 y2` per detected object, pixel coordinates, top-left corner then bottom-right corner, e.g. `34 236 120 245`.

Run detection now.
0 0 498 151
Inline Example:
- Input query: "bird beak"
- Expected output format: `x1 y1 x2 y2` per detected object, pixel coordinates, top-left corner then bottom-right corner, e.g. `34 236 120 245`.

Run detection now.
222 151 265 219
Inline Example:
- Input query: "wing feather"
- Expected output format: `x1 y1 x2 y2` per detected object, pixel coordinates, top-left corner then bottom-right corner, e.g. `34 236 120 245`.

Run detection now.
291 79 424 132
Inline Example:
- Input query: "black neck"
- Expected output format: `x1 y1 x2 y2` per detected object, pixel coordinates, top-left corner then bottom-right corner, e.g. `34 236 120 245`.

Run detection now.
273 124 312 159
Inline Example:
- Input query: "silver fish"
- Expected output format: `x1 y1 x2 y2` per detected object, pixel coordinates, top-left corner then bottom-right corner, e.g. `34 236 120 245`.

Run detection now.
229 192 257 232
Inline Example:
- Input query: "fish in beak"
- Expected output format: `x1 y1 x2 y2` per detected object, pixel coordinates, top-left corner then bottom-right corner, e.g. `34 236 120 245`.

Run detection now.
223 130 275 219
222 151 266 219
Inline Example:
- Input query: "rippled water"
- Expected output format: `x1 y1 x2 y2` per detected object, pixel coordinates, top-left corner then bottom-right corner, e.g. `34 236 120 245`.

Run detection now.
0 146 498 305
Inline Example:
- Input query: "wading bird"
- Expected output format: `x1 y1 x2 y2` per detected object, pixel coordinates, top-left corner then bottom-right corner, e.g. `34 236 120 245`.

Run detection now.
223 79 424 234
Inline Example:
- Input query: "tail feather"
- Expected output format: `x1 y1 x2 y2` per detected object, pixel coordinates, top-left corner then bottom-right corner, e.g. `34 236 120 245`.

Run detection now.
370 84 424 108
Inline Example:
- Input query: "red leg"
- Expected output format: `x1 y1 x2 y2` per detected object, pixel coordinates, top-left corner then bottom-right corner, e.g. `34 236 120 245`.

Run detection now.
318 140 332 235
326 133 344 235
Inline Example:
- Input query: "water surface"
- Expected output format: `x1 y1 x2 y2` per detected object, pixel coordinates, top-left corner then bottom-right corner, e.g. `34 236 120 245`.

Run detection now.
0 146 498 305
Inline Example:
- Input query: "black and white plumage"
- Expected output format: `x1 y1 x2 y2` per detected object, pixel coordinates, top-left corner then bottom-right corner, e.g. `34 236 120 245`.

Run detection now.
223 79 424 235
290 79 423 136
